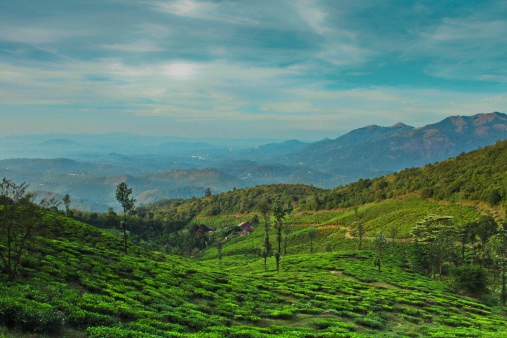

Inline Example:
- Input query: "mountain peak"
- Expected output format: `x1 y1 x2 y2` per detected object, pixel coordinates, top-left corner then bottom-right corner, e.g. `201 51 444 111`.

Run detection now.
391 122 410 128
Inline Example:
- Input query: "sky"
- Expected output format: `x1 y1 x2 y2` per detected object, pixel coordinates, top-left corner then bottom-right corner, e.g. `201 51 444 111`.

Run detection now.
1 0 506 141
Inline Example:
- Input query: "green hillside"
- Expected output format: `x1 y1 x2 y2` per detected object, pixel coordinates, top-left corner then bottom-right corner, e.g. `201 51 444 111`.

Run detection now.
3 140 507 336
2 211 507 337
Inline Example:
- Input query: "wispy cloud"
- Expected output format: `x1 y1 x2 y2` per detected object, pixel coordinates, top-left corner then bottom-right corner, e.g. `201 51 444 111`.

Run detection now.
410 16 507 82
0 0 505 139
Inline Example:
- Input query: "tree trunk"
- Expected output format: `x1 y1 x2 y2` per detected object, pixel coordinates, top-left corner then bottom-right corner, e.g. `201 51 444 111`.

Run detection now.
122 219 128 254
502 266 506 309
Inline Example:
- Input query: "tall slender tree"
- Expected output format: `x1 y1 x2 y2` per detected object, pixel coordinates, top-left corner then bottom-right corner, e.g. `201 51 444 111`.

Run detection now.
273 197 287 273
388 224 398 250
63 194 71 216
486 225 507 308
308 228 317 254
259 198 271 271
373 232 389 273
116 182 136 254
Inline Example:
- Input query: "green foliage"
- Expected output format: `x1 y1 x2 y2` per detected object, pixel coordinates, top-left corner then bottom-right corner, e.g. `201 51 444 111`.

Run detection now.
0 178 60 280
372 232 389 273
116 182 136 254
411 215 458 279
452 264 488 296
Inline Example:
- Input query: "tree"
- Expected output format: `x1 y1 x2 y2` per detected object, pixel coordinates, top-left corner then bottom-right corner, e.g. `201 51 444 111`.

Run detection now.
216 239 223 262
475 215 498 266
452 264 488 296
116 182 136 254
373 232 389 273
259 198 271 271
458 221 476 263
388 224 398 250
205 187 212 198
63 194 71 216
273 197 287 273
283 222 291 256
353 200 366 250
308 228 317 254
486 226 507 308
357 222 366 250
412 215 458 279
0 179 59 280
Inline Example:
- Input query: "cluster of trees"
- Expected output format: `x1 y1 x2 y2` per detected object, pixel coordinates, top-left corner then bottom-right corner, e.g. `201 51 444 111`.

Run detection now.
411 214 507 303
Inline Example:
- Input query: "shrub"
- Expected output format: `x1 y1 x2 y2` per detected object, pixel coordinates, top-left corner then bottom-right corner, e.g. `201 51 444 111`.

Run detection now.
86 326 161 338
452 264 488 296
0 297 65 335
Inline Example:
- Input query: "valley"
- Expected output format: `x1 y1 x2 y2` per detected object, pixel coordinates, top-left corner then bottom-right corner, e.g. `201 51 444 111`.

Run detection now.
1 112 506 212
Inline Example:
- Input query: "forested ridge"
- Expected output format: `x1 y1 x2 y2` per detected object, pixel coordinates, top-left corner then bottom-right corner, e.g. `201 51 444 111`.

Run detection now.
2 139 507 337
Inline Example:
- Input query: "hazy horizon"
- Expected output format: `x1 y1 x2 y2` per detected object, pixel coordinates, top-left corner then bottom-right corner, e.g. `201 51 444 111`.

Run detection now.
1 1 506 140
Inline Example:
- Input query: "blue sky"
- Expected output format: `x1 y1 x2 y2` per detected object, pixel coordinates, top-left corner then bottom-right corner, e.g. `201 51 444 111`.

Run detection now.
1 0 506 140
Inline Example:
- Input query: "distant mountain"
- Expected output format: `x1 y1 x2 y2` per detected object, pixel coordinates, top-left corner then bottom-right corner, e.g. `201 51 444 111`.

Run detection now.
245 139 308 161
293 122 414 157
286 112 507 178
2 112 506 211
41 138 80 146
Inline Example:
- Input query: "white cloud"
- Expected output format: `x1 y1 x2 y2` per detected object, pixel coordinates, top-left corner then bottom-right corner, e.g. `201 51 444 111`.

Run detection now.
293 0 330 35
162 62 202 80
153 0 218 19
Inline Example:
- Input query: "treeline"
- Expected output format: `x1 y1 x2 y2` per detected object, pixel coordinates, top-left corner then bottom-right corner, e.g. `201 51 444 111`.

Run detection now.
71 184 319 254
313 139 507 210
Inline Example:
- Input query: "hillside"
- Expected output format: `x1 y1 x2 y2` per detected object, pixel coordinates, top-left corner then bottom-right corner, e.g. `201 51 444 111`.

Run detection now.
2 210 507 337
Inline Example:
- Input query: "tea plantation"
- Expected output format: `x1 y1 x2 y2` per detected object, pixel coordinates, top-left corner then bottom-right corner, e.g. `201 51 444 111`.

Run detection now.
2 206 507 337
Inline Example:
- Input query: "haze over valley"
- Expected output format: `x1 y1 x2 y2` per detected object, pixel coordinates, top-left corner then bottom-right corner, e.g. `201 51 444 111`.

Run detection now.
1 112 506 211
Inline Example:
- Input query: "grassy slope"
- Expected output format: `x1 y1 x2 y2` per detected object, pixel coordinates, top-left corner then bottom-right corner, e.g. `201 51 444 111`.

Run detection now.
199 195 484 262
3 205 507 337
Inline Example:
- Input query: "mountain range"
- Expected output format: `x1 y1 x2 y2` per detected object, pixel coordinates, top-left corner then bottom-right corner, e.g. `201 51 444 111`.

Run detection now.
1 112 506 211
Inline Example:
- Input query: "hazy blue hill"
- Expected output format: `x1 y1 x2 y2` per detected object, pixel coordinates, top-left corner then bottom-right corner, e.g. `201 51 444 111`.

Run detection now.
286 112 507 174
145 168 245 190
40 138 80 147
294 122 414 157
2 112 507 210
245 139 308 161
0 158 96 174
